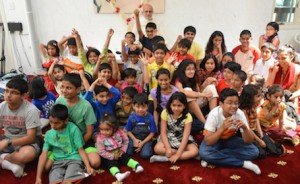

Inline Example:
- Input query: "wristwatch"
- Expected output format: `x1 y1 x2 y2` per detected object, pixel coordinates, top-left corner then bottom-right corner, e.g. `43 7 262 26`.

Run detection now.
6 137 12 146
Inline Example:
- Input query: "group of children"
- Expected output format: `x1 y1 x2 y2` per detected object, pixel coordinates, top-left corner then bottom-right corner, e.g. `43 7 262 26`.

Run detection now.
1 8 300 183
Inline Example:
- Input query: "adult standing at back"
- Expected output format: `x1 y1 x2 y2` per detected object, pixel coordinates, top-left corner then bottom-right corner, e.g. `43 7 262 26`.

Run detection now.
140 4 154 32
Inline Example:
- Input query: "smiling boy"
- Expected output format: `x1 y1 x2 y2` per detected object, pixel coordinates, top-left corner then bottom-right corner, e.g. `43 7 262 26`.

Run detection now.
199 88 260 175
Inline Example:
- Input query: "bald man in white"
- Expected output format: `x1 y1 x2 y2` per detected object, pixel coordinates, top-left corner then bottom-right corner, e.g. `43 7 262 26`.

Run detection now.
135 4 159 35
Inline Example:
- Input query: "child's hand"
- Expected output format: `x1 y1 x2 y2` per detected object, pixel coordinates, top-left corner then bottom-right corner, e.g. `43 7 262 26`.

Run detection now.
135 141 144 152
93 77 104 86
165 148 173 158
271 63 279 74
121 39 127 45
57 57 65 65
176 35 183 42
216 42 222 51
222 117 237 131
35 178 42 184
107 53 116 62
258 131 264 138
200 91 213 98
133 139 141 147
98 53 105 62
72 28 79 38
139 53 148 65
107 28 114 37
135 147 141 152
134 9 139 16
203 77 217 88
258 139 266 148
167 52 178 64
86 166 95 176
235 119 247 130
169 153 180 164
114 153 120 160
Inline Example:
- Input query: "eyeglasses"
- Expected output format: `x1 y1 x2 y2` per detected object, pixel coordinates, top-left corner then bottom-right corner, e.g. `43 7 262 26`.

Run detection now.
4 89 21 95
224 101 239 106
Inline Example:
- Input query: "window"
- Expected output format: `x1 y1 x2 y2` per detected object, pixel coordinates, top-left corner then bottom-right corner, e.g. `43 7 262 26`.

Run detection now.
273 0 300 25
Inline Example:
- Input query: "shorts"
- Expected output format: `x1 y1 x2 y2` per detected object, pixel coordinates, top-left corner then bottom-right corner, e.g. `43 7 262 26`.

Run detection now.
49 160 86 184
0 136 42 158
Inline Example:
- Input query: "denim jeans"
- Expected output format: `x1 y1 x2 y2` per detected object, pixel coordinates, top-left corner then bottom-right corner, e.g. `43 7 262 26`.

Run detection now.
199 136 259 167
127 139 153 159
191 117 205 134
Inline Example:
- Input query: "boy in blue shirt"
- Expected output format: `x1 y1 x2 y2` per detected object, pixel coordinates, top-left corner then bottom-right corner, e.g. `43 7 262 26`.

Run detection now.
84 76 121 129
35 104 94 184
126 93 157 159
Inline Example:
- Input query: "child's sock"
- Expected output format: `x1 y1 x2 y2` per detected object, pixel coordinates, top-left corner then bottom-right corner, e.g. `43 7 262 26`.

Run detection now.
200 160 208 168
0 153 8 160
243 161 261 175
150 155 169 163
135 164 144 173
115 171 131 182
1 160 24 177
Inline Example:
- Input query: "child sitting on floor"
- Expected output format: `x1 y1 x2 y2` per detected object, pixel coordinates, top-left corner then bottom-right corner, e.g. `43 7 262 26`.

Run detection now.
115 87 138 128
35 104 94 184
199 88 260 174
258 84 300 146
240 84 285 158
97 114 144 182
126 93 157 159
150 92 198 163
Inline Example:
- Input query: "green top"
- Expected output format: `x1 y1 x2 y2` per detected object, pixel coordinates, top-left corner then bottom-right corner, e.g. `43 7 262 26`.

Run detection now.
55 97 96 135
43 122 84 161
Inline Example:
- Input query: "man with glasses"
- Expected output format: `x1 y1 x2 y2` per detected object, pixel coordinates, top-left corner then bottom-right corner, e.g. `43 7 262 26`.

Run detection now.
0 78 42 177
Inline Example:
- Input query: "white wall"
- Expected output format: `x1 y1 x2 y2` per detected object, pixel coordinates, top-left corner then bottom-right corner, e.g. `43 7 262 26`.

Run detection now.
1 0 300 74
0 0 15 74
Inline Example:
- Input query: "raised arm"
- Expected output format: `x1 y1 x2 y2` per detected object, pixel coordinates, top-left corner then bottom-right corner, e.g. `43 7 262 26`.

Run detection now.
103 28 114 50
139 53 149 84
134 9 144 40
121 39 128 62
79 69 90 92
108 53 120 80
169 35 182 52
39 43 47 58
266 64 279 87
58 34 73 52
93 54 105 79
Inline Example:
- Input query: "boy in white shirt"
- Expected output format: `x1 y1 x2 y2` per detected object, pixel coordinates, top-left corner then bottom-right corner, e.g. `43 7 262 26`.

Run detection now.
199 88 260 175
253 43 276 79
